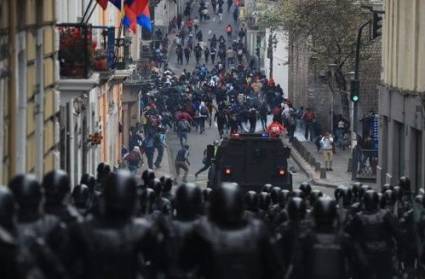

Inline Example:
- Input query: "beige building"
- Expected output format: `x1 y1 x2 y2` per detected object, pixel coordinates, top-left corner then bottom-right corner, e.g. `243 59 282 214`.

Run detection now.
377 0 425 189
0 0 59 184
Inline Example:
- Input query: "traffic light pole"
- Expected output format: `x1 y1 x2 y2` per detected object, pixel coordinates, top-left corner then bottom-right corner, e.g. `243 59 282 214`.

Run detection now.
353 20 371 142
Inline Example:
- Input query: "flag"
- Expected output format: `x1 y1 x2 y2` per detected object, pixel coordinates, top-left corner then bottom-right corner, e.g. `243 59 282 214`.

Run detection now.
96 0 109 9
123 0 149 32
137 4 152 32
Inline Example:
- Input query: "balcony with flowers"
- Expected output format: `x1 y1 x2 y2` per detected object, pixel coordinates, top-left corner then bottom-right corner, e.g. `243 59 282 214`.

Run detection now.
57 23 118 96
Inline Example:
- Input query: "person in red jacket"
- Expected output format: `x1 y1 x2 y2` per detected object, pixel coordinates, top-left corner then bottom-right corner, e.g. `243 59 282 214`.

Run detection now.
267 120 285 137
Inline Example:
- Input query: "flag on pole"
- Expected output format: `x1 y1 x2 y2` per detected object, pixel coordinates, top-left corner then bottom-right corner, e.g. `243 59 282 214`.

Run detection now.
122 0 149 32
137 4 152 32
96 0 109 9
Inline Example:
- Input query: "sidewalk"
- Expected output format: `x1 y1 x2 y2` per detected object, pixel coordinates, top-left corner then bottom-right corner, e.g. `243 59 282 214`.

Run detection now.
285 128 353 188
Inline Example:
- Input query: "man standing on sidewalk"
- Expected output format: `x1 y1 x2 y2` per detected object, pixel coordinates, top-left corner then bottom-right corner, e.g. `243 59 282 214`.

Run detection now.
303 108 316 141
320 132 334 171
175 144 190 183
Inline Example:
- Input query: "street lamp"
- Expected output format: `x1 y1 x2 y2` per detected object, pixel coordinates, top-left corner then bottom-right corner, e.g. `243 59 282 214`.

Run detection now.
328 63 337 133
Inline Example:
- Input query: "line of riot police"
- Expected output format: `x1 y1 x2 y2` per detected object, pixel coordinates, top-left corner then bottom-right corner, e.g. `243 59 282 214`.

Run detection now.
0 164 424 279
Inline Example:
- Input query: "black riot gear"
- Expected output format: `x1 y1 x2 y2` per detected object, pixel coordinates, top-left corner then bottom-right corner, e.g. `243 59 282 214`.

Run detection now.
103 170 138 218
363 190 380 212
0 187 16 233
43 170 71 204
262 183 272 193
140 188 156 216
181 183 280 279
70 170 159 279
399 176 411 194
287 197 306 221
279 189 291 208
270 187 281 205
42 170 81 224
293 197 353 279
72 184 90 216
299 182 312 197
244 191 258 217
258 191 271 211
8 174 42 215
175 183 203 220
313 197 337 226
209 183 245 227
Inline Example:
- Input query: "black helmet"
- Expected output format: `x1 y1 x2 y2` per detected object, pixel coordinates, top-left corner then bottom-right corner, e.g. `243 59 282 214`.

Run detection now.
270 187 281 204
287 197 306 221
0 186 15 231
80 173 96 191
42 170 71 204
359 185 371 200
279 189 291 208
9 174 42 210
175 183 203 220
262 184 273 193
363 190 380 211
203 187 213 202
258 192 271 211
309 189 323 205
382 189 396 208
96 163 105 175
152 178 162 197
352 182 362 198
299 182 312 196
244 191 258 212
334 185 345 201
142 169 150 184
209 183 244 227
382 183 392 193
313 197 337 227
163 177 173 193
291 189 304 199
415 194 424 205
103 170 138 217
72 184 90 208
399 176 411 194
393 186 403 201
148 170 156 183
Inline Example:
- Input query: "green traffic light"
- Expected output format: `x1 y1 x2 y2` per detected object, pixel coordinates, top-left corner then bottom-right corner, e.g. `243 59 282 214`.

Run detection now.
352 95 359 102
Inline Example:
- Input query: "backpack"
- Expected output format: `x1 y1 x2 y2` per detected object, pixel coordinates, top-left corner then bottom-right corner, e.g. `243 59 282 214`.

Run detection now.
200 106 209 115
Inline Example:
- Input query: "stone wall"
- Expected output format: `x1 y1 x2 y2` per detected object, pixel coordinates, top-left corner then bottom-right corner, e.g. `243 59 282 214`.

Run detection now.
288 33 382 133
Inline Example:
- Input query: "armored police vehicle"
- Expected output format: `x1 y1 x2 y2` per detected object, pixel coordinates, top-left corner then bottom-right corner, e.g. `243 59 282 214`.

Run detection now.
207 133 293 191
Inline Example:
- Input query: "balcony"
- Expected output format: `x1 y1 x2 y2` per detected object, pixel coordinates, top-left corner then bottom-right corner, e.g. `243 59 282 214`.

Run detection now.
58 24 94 79
58 24 118 80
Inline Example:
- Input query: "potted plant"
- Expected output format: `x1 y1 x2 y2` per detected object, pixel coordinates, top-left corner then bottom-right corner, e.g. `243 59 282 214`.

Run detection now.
59 25 95 78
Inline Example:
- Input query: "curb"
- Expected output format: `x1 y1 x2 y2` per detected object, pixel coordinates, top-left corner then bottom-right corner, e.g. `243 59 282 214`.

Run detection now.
284 138 339 189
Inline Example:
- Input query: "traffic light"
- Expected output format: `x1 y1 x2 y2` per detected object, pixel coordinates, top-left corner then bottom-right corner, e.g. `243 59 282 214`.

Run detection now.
350 80 360 103
372 11 383 39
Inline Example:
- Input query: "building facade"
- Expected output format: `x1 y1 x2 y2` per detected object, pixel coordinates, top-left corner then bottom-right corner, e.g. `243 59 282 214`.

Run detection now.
0 0 60 184
377 0 425 190
56 0 136 185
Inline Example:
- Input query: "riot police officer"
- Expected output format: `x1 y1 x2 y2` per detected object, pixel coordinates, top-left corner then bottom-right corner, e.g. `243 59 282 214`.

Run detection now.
69 170 161 279
181 182 281 279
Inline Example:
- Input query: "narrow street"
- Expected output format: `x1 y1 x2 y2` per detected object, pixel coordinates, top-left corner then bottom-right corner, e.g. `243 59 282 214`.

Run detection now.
163 1 332 194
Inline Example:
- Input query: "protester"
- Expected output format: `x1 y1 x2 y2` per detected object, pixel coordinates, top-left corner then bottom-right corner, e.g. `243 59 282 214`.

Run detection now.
175 144 191 182
320 132 334 171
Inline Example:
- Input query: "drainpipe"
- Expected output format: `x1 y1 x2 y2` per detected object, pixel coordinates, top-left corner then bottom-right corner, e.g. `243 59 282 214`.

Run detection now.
8 0 17 177
35 28 44 179
0 78 4 183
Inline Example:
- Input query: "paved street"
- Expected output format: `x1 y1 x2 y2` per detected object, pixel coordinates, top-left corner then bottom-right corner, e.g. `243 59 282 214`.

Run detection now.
163 2 332 194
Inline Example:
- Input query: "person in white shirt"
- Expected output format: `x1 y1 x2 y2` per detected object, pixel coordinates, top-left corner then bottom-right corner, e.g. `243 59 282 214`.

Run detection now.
320 132 334 171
